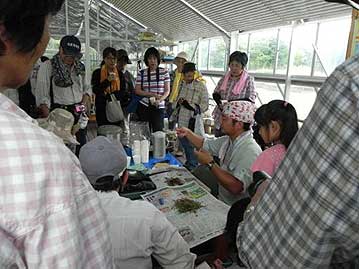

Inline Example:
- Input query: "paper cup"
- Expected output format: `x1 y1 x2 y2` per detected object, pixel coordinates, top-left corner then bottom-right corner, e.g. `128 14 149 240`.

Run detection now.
133 155 141 165
127 156 132 168
149 97 156 105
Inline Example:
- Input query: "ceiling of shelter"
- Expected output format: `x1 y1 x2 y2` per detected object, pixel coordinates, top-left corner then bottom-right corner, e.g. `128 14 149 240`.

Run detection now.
50 0 351 45
49 0 146 53
106 0 351 41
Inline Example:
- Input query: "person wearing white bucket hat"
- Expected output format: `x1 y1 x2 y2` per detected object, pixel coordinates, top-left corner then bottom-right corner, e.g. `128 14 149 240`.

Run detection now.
38 108 79 145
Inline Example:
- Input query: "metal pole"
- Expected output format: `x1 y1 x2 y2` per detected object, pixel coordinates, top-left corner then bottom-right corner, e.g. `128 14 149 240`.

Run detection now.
84 0 91 87
312 44 329 77
191 39 200 62
97 2 100 61
65 0 69 35
207 39 211 70
125 20 129 43
234 32 239 51
311 22 320 77
284 23 296 101
196 38 201 65
110 6 112 47
177 0 230 39
246 33 251 69
273 28 280 75
224 36 231 72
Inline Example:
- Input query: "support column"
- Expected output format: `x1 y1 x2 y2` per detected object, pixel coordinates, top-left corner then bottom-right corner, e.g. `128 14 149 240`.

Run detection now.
84 0 91 88
65 0 69 35
284 23 296 101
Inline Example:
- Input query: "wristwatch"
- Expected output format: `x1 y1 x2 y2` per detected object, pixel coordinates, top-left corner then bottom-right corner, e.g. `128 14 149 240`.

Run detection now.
207 160 216 170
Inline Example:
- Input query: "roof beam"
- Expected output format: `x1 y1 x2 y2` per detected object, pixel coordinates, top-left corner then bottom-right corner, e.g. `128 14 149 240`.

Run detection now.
100 0 147 29
177 0 230 38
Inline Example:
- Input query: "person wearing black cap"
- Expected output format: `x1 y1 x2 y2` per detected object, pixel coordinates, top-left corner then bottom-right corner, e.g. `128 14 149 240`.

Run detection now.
117 49 135 103
117 49 135 132
36 35 91 154
173 62 209 170
234 1 359 268
212 51 257 137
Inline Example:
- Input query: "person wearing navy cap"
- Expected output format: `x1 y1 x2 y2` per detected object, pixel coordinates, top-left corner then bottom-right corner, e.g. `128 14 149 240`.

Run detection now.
36 35 91 155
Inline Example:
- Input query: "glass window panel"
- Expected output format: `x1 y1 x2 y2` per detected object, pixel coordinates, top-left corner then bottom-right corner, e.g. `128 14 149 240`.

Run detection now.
314 17 351 76
276 27 291 75
198 40 209 70
287 85 317 121
203 75 221 97
230 32 237 53
203 76 221 116
291 23 317 76
248 30 277 73
177 43 184 53
182 40 197 61
313 55 326 77
208 38 226 71
254 82 284 107
238 34 249 53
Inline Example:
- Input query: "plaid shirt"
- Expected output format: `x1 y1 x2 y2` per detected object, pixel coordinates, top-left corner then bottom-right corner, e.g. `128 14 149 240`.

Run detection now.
237 55 359 268
0 94 113 268
175 80 209 128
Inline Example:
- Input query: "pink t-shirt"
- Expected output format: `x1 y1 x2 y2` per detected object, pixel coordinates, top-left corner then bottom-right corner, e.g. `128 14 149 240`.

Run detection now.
251 144 287 176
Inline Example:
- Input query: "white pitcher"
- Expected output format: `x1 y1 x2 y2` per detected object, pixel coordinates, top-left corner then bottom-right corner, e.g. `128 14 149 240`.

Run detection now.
152 131 166 159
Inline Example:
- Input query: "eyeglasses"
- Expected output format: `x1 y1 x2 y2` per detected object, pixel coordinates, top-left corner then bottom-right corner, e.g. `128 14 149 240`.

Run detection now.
105 56 117 61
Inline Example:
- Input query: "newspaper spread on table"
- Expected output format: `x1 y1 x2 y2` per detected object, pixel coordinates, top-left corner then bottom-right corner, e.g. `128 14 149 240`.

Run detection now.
142 179 230 248
148 167 200 189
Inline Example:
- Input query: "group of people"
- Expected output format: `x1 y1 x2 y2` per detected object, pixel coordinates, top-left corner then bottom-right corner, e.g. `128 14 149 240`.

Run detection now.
0 0 358 268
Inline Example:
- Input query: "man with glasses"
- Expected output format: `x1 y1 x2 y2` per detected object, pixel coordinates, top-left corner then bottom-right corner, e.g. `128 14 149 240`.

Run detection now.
37 35 91 154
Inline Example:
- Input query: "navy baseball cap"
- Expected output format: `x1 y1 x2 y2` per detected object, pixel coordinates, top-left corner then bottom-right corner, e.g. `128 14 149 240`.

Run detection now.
117 49 132 64
60 35 82 58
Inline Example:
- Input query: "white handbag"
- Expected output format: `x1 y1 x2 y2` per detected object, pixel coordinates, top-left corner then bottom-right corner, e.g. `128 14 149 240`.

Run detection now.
194 113 205 137
106 93 124 123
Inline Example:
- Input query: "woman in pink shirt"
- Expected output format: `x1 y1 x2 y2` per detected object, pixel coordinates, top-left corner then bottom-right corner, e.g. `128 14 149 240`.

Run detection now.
212 100 298 268
251 100 299 176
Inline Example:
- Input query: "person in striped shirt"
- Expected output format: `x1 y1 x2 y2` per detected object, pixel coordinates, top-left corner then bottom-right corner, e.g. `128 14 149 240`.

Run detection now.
135 47 170 132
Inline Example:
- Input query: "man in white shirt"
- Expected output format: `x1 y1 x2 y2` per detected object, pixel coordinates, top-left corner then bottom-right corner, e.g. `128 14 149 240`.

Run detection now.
36 35 91 154
177 100 261 205
79 136 196 269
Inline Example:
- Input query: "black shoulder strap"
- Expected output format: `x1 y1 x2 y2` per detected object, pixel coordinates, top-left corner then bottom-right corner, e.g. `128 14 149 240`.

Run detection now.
50 76 54 109
141 69 144 90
